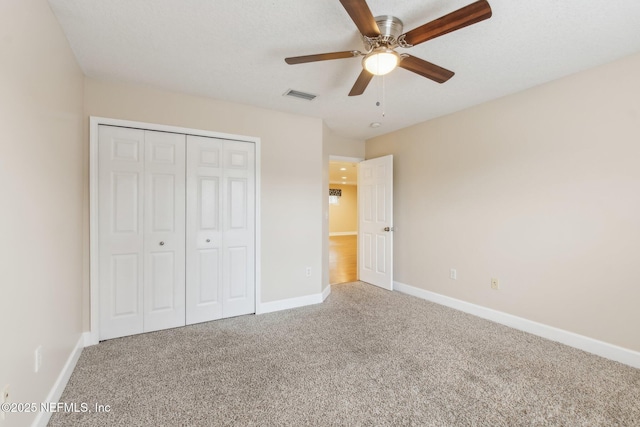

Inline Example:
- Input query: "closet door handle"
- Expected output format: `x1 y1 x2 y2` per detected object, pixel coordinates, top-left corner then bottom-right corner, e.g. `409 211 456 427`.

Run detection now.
206 239 211 243
159 241 165 246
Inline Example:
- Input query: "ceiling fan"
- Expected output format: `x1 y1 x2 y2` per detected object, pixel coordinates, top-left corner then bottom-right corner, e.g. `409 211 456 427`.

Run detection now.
285 0 492 96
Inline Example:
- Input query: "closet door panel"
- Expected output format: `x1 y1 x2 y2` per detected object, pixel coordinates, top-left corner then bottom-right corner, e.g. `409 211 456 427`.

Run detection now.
197 249 220 302
110 254 139 315
222 141 255 318
227 246 248 299
149 251 176 310
143 130 186 333
186 136 223 324
150 174 177 231
98 126 145 340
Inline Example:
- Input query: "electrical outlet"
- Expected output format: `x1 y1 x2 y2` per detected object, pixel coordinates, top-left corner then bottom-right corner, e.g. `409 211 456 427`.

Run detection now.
450 268 457 280
35 346 42 373
305 267 311 277
491 278 500 290
1 384 9 421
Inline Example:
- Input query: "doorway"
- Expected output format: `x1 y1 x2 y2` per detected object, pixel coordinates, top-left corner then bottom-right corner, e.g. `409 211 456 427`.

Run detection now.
329 160 358 284
326 154 394 290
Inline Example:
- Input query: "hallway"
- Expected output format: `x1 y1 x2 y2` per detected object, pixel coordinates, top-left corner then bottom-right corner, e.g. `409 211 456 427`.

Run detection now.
329 235 357 284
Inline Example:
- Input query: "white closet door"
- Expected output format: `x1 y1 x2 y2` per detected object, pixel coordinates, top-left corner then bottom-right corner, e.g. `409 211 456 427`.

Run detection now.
142 130 186 333
98 125 145 340
185 135 223 324
98 124 254 339
186 137 255 322
222 141 255 318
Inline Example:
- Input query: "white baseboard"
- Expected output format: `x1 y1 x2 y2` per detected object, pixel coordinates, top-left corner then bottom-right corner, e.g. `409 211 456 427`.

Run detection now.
32 334 84 427
84 331 98 347
322 285 331 301
329 231 357 236
394 281 640 369
257 292 324 315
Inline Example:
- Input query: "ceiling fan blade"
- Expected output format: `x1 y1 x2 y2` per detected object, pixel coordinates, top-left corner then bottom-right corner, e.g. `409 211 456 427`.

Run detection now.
349 69 374 96
398 55 455 84
339 0 380 37
400 0 492 47
285 51 360 65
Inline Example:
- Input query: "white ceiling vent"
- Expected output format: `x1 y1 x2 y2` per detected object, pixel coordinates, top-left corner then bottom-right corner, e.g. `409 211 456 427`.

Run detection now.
283 89 317 101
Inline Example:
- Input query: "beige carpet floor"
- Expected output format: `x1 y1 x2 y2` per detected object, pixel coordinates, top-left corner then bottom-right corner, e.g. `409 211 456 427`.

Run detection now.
50 282 640 426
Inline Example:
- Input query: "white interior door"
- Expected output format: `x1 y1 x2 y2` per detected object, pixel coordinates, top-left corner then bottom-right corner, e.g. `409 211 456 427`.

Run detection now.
358 155 393 290
186 135 224 324
98 125 145 340
222 140 255 317
186 136 256 322
142 131 186 333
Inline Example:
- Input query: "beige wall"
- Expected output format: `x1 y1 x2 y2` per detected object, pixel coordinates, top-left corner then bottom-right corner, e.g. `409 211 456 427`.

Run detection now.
83 78 324 324
329 185 358 233
366 53 640 352
324 126 366 159
0 1 85 426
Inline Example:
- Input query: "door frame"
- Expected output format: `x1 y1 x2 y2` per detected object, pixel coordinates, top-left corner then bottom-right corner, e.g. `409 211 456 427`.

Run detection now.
326 155 394 290
327 155 363 287
88 116 261 345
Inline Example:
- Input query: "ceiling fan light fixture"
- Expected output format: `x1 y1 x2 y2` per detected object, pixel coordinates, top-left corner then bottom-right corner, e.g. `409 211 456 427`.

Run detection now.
284 0 493 96
363 48 399 76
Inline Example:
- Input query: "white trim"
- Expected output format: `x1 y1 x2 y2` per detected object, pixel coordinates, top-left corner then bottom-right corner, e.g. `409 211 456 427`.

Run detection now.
32 335 84 427
329 155 364 163
329 231 357 236
82 331 96 347
322 284 331 301
89 116 261 344
89 117 100 346
257 293 324 315
90 117 261 143
254 134 262 319
394 281 640 369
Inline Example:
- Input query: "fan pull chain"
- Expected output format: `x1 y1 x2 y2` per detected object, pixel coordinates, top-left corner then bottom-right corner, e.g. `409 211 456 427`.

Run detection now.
382 75 386 118
375 76 386 118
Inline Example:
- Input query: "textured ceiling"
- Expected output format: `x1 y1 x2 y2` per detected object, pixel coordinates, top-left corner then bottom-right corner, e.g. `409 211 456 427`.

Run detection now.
48 0 640 140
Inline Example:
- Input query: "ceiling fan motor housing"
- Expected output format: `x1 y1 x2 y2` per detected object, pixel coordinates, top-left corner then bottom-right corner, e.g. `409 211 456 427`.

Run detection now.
371 15 404 46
